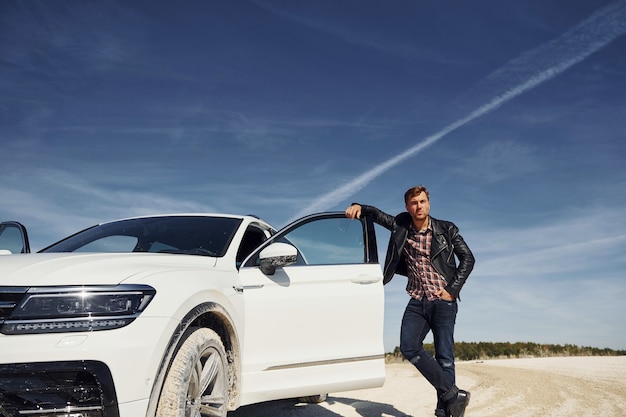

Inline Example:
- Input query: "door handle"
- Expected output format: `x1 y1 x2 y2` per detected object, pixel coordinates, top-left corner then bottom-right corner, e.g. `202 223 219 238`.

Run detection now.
350 276 381 284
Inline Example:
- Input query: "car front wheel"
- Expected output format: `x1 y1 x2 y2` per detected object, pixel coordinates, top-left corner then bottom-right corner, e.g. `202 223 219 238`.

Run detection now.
156 327 228 417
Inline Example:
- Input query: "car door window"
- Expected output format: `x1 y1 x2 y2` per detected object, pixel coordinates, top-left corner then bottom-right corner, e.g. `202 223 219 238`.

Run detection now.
243 215 375 269
262 216 366 266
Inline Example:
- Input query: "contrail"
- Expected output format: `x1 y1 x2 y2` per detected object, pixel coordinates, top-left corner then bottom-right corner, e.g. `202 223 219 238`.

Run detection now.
291 0 626 221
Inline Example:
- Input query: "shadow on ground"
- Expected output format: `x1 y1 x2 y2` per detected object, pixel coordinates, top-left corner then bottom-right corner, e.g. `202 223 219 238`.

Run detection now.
228 396 411 417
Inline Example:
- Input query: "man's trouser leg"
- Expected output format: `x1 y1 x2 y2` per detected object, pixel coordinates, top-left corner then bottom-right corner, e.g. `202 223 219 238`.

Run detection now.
399 297 455 395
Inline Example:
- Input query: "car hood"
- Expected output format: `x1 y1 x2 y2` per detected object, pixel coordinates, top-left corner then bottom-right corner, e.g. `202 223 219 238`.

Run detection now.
0 252 217 286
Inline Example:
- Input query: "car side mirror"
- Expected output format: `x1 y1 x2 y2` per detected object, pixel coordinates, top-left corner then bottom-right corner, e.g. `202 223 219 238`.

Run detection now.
259 242 297 275
0 221 30 254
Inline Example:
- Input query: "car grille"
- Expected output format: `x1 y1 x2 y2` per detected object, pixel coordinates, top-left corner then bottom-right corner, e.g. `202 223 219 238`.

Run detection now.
0 361 119 417
0 287 27 321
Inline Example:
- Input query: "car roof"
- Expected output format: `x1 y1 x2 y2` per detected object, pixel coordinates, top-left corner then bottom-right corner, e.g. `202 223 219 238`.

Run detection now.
94 213 270 226
100 213 255 222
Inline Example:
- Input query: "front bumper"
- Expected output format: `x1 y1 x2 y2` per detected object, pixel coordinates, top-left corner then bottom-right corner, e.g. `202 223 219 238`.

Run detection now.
0 315 176 417
0 361 118 417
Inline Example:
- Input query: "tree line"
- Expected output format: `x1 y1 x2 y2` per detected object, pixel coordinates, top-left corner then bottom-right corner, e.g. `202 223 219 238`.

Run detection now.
386 342 626 362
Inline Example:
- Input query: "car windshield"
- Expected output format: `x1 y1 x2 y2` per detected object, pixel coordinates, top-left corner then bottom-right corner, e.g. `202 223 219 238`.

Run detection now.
40 216 243 257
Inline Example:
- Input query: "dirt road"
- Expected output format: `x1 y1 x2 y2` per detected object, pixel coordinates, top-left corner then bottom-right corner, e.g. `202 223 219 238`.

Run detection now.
228 356 626 417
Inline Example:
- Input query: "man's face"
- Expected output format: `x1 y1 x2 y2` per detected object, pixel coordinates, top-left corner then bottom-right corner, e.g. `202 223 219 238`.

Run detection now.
405 192 430 223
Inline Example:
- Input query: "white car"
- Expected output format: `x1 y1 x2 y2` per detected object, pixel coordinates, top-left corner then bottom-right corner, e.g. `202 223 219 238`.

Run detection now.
0 213 385 417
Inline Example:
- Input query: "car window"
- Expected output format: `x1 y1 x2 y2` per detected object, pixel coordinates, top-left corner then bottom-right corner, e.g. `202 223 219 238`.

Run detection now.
74 235 139 253
41 216 243 257
236 226 268 267
263 216 365 266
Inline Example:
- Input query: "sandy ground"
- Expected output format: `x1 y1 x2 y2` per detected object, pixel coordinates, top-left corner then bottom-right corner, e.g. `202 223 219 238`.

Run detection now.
228 356 626 417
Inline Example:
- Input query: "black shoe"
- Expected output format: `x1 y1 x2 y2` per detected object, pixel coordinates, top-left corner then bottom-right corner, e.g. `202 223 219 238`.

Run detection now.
446 389 470 417
434 408 448 417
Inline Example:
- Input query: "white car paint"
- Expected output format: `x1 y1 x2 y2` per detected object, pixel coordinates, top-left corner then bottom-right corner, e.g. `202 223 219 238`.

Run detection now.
0 213 385 417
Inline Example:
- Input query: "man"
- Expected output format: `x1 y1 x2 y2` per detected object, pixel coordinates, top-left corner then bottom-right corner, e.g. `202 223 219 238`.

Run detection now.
345 185 475 417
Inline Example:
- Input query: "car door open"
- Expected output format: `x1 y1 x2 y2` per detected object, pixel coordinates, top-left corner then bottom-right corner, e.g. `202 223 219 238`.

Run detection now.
237 213 385 405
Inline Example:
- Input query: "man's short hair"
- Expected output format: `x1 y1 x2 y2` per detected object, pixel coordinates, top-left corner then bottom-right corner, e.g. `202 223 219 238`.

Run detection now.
404 185 430 204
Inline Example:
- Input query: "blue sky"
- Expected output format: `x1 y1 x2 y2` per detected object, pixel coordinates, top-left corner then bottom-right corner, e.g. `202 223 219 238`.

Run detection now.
1 1 625 352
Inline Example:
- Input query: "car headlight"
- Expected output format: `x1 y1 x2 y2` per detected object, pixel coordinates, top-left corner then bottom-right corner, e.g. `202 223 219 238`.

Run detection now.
1 285 156 335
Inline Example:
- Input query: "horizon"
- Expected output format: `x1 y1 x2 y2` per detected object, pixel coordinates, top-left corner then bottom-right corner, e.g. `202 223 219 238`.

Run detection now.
385 340 626 355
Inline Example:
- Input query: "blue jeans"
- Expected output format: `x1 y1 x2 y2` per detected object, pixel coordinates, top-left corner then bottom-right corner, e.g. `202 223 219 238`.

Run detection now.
400 297 458 404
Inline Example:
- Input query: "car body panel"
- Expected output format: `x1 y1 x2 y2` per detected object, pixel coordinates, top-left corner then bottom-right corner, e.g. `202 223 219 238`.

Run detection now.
0 252 218 286
0 315 177 404
238 262 385 405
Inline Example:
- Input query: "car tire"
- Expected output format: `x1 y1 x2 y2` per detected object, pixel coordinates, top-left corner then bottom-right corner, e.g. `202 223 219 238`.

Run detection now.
156 327 228 417
299 394 328 403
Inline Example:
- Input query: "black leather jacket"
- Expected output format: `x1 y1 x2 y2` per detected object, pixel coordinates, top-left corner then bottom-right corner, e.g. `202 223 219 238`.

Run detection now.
359 204 475 299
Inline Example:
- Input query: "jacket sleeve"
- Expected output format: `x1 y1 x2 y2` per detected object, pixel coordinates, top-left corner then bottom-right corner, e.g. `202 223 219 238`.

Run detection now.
444 224 475 299
357 204 396 231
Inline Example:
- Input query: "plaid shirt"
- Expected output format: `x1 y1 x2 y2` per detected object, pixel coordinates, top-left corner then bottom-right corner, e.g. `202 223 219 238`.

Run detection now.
404 221 447 301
